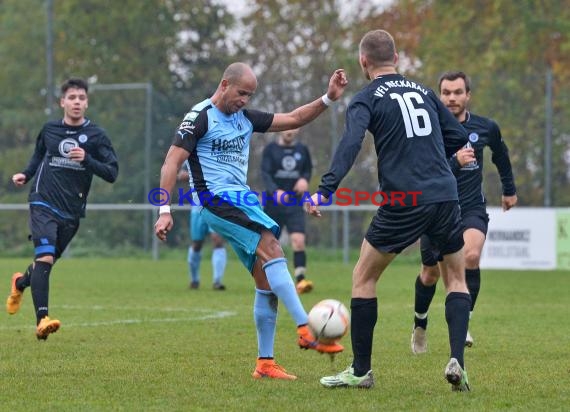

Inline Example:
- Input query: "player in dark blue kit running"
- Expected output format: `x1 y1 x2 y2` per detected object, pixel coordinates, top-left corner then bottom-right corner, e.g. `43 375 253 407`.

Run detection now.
411 71 517 353
154 62 348 380
6 78 118 340
261 128 314 294
306 30 471 391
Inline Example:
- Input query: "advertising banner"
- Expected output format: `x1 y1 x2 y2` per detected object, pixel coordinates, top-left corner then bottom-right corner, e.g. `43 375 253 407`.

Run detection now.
480 208 556 270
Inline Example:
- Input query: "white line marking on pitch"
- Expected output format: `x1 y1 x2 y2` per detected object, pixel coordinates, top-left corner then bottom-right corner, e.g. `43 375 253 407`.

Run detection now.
52 305 225 312
0 310 236 331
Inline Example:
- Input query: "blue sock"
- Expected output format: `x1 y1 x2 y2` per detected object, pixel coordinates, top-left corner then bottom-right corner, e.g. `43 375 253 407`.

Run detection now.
262 258 308 326
254 289 277 358
188 247 201 283
211 247 227 284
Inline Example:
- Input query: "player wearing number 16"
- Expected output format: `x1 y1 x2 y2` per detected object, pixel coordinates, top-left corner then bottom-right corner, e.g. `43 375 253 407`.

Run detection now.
306 30 472 391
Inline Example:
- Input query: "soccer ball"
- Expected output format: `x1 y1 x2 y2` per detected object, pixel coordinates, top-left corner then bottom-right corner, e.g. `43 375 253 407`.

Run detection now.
308 299 350 344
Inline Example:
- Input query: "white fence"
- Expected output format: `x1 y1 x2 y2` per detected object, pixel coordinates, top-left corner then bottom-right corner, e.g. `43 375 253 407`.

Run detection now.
2 204 568 270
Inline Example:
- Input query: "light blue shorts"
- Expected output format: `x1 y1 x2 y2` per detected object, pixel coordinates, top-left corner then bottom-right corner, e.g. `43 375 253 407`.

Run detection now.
200 191 280 272
190 206 214 241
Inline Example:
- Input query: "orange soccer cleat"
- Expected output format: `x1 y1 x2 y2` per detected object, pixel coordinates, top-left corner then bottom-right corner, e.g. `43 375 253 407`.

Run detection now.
252 359 297 380
296 279 314 294
36 316 61 341
297 325 344 354
6 272 24 315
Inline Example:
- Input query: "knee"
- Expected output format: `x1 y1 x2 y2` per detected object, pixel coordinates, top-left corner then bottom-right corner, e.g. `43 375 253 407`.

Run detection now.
36 256 54 265
420 266 439 286
290 234 305 251
257 232 284 261
464 250 481 268
211 235 224 248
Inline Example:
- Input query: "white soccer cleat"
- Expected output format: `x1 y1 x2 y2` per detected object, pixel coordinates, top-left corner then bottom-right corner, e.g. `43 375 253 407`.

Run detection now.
411 326 427 354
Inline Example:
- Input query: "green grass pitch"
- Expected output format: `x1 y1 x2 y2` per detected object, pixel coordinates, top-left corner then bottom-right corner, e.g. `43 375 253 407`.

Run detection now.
1 256 568 411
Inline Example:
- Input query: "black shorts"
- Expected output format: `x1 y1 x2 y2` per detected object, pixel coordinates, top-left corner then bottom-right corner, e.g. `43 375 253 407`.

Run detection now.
29 205 80 260
263 203 306 235
420 205 489 266
366 201 464 255
462 206 489 235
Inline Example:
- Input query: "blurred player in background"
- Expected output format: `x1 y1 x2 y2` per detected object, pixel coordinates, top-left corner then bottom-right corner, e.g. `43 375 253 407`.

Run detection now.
178 166 227 290
411 71 517 353
154 62 348 380
6 78 118 340
307 30 472 391
261 128 314 294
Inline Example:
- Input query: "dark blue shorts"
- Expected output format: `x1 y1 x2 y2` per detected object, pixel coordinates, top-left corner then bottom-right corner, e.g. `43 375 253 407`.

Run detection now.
263 203 306 235
462 206 489 235
420 205 488 266
29 205 80 260
366 201 464 255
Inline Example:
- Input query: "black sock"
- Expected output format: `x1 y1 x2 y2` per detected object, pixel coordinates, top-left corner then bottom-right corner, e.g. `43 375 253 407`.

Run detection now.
15 264 33 291
414 275 436 329
445 292 471 368
465 268 480 311
30 261 53 324
293 251 306 282
350 297 377 376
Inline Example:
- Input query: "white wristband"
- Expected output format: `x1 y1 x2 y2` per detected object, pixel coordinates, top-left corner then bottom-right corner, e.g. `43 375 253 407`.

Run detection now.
321 94 334 107
159 205 171 215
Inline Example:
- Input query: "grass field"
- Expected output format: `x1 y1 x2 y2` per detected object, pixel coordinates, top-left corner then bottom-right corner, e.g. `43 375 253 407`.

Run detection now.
1 256 569 411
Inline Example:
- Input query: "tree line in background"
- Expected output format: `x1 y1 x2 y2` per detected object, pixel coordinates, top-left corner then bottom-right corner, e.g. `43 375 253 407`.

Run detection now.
0 0 568 254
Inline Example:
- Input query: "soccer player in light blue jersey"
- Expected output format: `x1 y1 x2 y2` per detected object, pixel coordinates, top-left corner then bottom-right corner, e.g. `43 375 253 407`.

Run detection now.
155 62 348 380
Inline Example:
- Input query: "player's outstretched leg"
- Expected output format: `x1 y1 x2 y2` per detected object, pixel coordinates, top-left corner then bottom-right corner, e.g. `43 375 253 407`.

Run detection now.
261 257 343 354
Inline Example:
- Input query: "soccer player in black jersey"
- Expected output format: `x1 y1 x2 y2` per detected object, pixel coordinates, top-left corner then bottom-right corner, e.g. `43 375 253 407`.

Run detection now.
411 71 517 353
6 78 118 340
306 30 471 391
261 128 314 294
